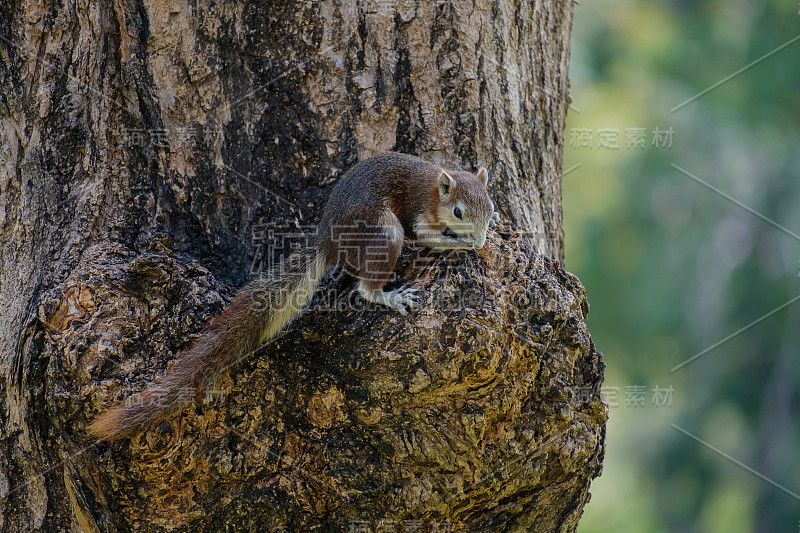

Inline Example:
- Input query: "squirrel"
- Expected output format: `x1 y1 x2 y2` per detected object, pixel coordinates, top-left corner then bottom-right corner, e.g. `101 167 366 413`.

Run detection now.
88 152 496 441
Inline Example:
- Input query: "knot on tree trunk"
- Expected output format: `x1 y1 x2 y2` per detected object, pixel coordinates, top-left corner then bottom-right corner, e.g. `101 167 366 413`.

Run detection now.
43 227 605 532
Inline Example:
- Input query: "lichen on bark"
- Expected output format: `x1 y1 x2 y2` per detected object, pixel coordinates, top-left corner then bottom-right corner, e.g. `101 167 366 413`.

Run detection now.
71 227 606 531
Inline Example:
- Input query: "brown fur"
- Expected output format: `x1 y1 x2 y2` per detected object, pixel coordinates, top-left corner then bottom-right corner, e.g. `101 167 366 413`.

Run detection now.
88 153 494 441
88 251 326 440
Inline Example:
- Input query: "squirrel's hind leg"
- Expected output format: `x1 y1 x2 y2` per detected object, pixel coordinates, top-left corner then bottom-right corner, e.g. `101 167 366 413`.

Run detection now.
355 210 419 315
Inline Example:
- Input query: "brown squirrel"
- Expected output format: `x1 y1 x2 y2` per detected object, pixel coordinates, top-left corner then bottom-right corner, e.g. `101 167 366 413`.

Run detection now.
88 152 496 441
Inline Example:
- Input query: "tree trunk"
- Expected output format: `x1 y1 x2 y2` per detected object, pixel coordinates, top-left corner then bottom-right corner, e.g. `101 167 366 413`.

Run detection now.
0 0 605 531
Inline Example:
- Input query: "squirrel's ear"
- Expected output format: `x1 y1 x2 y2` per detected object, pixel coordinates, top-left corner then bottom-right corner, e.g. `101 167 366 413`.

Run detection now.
476 167 489 186
439 170 455 198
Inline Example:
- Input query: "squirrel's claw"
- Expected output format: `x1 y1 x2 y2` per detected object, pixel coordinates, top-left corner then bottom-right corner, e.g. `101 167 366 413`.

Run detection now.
389 287 419 315
358 284 420 315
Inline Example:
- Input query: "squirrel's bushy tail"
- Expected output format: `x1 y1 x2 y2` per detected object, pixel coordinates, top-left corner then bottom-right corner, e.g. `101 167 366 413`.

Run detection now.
88 250 328 441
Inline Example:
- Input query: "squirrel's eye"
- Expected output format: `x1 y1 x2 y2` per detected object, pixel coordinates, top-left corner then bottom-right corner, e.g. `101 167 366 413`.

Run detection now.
453 206 463 219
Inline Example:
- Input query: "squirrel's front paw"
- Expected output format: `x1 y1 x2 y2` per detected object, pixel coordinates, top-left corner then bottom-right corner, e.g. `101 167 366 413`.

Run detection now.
489 211 500 228
388 287 419 316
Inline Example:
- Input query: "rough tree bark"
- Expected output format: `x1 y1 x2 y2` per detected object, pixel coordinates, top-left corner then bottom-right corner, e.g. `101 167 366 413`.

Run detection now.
0 0 606 531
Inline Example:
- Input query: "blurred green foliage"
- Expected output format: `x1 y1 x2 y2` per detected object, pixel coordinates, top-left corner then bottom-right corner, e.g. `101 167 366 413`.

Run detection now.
565 1 800 531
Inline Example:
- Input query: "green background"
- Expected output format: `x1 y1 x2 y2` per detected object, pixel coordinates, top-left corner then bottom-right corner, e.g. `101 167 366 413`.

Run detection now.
565 1 800 531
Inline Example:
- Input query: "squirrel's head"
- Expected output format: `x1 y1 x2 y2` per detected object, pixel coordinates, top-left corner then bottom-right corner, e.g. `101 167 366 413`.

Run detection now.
435 167 495 249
